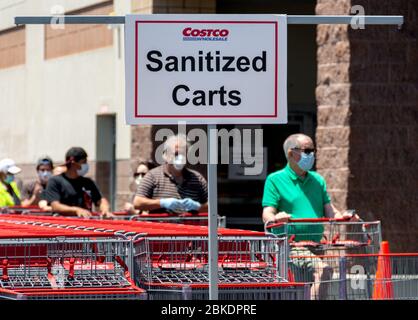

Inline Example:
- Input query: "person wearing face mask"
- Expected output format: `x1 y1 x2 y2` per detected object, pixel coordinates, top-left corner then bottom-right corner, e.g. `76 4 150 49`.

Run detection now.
21 157 54 208
43 147 111 218
262 133 360 224
123 160 155 215
261 133 361 299
0 158 22 207
133 134 208 213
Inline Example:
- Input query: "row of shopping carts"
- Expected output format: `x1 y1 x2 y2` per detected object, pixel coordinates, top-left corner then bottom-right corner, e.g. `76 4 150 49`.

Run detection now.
0 213 302 300
0 207 416 300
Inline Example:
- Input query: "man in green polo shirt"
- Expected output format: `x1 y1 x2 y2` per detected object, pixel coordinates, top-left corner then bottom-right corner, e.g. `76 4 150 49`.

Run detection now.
262 133 360 299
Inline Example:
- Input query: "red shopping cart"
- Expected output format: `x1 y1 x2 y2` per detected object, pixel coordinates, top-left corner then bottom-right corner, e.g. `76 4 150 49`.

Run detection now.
0 221 146 300
265 217 382 254
132 229 289 300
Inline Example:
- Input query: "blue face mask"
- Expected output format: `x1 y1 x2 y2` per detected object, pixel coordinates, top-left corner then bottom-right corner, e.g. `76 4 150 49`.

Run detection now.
297 152 315 172
38 170 52 182
5 174 14 184
76 163 89 177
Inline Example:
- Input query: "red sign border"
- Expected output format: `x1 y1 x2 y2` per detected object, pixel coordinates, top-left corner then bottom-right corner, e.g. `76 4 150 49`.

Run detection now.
135 20 278 118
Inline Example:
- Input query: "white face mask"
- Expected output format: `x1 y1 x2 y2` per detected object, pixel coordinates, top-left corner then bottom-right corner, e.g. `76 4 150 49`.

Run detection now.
38 170 52 183
76 163 89 177
173 154 186 171
135 176 143 186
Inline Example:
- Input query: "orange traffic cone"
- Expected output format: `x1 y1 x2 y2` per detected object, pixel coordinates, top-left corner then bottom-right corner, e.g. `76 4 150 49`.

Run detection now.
372 241 394 300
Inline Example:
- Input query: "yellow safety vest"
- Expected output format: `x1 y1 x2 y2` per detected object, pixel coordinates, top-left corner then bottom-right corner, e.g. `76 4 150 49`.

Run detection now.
0 180 21 207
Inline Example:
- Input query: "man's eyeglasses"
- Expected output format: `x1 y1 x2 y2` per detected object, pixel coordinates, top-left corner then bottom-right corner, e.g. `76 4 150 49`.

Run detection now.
292 148 316 154
133 173 146 178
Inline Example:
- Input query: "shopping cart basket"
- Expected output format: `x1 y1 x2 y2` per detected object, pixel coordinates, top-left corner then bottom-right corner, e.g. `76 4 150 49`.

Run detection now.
0 221 146 300
133 232 289 299
266 218 382 254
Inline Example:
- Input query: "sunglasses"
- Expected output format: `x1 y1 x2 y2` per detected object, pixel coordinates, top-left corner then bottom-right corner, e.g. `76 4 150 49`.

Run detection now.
292 148 316 154
133 172 146 178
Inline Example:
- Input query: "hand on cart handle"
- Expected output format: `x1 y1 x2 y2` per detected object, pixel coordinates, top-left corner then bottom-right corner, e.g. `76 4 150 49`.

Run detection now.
100 209 115 219
273 212 291 223
265 215 363 230
180 198 201 212
340 210 361 222
74 208 92 218
160 198 185 213
264 212 291 230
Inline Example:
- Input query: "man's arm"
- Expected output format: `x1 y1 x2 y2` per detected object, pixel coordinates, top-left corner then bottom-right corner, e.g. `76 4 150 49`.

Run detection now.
262 206 291 224
262 206 277 224
133 196 163 211
38 199 52 211
96 197 112 217
198 202 208 213
324 203 340 218
21 197 36 207
50 201 91 217
324 203 360 221
133 171 160 211
21 182 41 207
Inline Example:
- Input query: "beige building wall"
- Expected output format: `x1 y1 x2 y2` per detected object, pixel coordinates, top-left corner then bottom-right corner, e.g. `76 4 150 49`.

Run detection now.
0 0 133 208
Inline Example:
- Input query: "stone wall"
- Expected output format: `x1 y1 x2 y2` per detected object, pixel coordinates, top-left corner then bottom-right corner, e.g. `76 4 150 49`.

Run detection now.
316 0 418 251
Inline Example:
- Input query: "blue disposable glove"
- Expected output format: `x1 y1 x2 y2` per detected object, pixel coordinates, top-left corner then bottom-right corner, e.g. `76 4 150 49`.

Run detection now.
180 198 201 212
160 198 185 213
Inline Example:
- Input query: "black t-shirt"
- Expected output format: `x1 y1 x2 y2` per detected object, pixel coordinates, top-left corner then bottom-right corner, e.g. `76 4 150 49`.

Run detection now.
44 174 102 210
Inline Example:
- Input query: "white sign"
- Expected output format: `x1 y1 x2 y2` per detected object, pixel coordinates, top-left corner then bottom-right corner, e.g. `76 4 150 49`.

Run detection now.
125 14 287 124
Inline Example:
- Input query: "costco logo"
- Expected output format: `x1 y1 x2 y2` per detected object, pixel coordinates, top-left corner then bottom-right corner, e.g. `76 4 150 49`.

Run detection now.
182 27 229 41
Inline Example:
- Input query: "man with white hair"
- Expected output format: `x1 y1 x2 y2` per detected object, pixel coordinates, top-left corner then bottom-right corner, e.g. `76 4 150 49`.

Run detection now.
262 133 360 299
133 134 208 213
0 158 22 207
262 133 358 224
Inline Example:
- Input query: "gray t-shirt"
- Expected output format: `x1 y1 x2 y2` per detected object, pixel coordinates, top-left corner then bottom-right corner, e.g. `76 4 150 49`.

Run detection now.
21 180 46 203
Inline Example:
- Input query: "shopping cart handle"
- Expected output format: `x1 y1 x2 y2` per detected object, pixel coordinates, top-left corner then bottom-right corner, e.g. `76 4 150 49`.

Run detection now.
289 217 352 223
265 217 353 230
112 211 131 216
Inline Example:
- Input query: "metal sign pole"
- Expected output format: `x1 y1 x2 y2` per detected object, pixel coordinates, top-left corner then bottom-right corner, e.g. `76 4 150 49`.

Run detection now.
14 15 404 26
12 14 403 302
207 124 219 300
